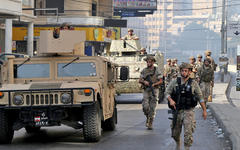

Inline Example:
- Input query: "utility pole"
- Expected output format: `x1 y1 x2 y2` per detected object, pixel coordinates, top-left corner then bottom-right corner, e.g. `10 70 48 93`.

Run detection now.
221 0 226 54
220 0 229 82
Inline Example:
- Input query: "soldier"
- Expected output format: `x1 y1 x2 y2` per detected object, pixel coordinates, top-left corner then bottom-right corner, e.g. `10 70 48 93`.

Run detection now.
164 59 172 86
121 28 139 40
140 47 147 55
204 50 217 71
166 63 207 150
139 56 163 130
174 58 179 67
196 54 203 69
189 56 197 79
204 50 216 102
170 58 180 79
197 58 214 104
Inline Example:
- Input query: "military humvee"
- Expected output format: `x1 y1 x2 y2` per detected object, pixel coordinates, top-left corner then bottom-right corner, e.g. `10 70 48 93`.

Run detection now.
106 40 164 100
0 30 128 144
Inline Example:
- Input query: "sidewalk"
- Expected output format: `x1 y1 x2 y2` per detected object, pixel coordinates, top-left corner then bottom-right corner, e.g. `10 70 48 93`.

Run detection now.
209 66 240 150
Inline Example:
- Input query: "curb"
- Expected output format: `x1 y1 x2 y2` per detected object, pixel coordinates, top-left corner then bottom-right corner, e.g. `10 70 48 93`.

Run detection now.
208 73 239 150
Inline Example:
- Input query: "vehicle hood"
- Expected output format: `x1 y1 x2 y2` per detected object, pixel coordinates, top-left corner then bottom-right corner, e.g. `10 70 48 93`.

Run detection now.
0 81 101 91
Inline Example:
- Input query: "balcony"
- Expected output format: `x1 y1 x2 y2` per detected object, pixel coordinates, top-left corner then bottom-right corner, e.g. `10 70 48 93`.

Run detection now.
0 0 22 17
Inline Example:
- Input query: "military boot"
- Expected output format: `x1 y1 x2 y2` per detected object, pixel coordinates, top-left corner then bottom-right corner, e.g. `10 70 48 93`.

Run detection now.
208 95 212 102
145 116 149 127
147 118 153 130
175 139 181 150
184 146 190 150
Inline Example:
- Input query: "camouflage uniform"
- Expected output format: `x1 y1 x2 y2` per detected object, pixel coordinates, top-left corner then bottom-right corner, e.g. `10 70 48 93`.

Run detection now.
197 62 214 103
122 29 139 40
170 64 179 80
140 66 162 126
165 77 203 148
196 54 203 70
205 50 216 102
122 34 139 40
140 67 162 117
164 63 172 85
189 63 197 79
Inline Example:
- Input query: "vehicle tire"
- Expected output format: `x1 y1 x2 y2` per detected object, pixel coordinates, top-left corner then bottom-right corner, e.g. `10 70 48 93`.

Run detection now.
102 107 117 131
83 102 101 142
25 126 41 134
0 110 14 144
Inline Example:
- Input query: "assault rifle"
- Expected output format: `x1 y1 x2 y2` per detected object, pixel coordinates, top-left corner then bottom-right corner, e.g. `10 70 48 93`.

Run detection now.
168 77 181 137
145 75 156 98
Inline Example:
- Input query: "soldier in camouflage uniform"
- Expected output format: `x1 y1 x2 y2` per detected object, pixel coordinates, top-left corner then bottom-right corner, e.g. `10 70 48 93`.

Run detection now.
170 58 180 79
196 54 203 69
204 50 216 102
204 50 216 71
189 56 198 79
197 58 214 104
166 63 207 150
121 28 139 40
139 56 163 130
164 59 172 86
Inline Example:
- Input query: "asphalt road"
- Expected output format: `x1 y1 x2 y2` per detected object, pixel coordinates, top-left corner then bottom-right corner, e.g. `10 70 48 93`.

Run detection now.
0 102 231 150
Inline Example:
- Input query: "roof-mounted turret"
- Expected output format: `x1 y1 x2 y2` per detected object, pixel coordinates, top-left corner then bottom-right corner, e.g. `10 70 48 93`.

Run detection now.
109 40 141 56
38 30 86 56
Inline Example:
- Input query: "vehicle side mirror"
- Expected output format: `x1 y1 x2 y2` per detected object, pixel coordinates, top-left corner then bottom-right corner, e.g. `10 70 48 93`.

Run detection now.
120 66 129 81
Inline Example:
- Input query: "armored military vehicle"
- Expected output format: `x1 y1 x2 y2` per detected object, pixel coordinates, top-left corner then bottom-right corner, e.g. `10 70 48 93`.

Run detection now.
0 30 128 144
106 40 164 101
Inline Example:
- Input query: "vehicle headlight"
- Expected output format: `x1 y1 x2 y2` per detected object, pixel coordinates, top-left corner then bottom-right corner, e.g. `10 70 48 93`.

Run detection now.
13 95 24 105
61 93 71 104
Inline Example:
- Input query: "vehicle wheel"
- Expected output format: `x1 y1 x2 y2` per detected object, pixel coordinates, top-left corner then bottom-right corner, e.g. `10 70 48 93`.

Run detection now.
25 126 41 134
102 107 117 131
83 102 101 142
0 110 14 144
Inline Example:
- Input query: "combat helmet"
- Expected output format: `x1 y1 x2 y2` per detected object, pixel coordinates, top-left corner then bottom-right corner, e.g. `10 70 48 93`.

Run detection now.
144 56 156 62
205 50 211 56
197 54 202 58
128 28 134 32
179 63 193 70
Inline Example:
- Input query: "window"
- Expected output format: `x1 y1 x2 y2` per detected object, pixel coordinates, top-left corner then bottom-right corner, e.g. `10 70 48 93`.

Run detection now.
14 64 50 78
58 62 97 77
92 2 97 16
22 0 31 6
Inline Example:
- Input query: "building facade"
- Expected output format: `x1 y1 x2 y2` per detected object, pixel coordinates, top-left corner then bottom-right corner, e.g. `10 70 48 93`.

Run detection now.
0 0 35 55
12 0 120 55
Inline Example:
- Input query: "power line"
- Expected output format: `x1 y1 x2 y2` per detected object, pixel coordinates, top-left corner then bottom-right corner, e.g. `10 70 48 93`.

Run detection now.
71 0 240 12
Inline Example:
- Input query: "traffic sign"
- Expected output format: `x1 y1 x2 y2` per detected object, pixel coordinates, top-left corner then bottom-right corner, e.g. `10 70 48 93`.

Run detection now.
228 21 240 37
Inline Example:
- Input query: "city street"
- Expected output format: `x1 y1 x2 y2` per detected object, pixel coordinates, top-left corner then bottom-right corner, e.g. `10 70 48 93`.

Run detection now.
0 102 231 150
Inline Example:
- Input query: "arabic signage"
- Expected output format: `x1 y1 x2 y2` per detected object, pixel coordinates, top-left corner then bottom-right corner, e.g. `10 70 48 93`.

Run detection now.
113 0 157 17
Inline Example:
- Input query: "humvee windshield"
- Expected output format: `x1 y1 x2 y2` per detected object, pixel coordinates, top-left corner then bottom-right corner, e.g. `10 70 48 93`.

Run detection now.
13 62 97 79
14 64 50 78
57 62 96 77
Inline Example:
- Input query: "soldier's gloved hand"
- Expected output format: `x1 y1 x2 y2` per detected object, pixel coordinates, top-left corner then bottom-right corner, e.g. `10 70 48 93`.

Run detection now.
144 81 150 86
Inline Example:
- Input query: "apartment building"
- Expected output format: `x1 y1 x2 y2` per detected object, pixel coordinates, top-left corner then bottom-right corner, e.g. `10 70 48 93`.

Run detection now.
0 0 35 55
143 0 221 55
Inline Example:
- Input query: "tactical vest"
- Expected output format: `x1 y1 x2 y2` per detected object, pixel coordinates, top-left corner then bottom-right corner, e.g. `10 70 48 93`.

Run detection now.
200 66 213 82
168 77 198 110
